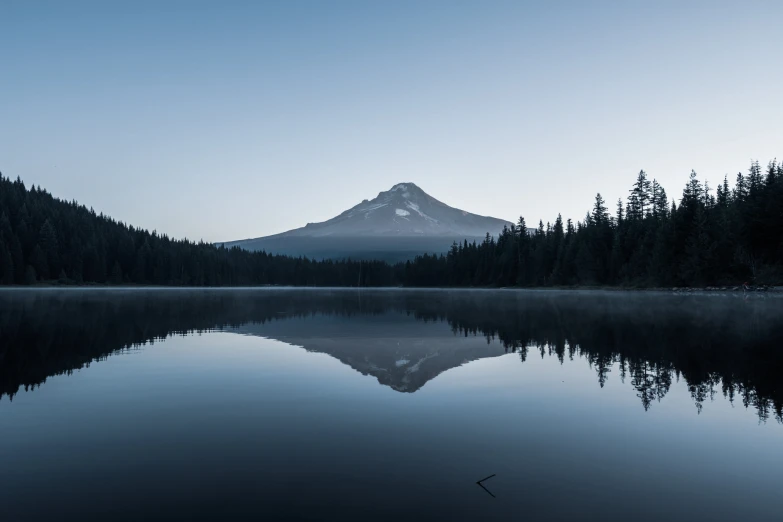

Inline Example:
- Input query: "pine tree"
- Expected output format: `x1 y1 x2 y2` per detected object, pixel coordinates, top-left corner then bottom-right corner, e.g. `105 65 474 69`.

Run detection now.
683 170 702 205
766 159 778 187
748 160 763 195
717 175 730 207
516 216 529 286
651 179 668 218
656 184 668 218
550 214 566 284
734 172 748 202
703 179 713 206
630 170 652 218
592 193 610 225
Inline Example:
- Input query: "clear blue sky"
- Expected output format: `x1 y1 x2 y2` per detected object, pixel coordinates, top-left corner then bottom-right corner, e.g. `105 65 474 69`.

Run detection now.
2 1 781 242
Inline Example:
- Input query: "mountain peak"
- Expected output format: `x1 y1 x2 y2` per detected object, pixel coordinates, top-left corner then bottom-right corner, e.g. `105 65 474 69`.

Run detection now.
267 181 509 238
221 182 514 258
389 182 418 191
382 182 423 198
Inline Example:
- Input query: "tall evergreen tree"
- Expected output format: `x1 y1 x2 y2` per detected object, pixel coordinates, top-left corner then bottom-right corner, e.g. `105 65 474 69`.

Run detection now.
592 193 610 225
629 170 652 218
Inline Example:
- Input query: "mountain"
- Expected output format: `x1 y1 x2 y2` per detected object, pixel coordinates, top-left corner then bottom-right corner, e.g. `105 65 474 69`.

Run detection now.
231 313 508 393
265 182 511 238
221 182 515 261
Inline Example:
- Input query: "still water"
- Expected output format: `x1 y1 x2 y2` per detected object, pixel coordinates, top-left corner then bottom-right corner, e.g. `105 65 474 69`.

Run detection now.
1 289 781 522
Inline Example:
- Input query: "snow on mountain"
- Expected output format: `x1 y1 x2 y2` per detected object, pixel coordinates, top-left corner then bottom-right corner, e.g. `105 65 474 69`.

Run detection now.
267 182 512 238
220 182 516 260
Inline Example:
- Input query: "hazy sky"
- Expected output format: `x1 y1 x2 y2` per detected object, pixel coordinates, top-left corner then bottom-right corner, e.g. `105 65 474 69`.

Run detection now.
2 1 781 242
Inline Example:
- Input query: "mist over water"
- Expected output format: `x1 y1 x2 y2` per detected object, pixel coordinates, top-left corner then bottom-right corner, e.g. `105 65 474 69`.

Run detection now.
1 288 781 521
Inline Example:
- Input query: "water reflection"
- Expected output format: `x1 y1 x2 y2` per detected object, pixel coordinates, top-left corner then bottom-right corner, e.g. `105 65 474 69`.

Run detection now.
1 288 781 422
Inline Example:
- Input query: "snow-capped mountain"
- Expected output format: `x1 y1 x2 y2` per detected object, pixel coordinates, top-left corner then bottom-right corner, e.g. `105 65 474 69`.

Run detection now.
278 182 511 237
221 182 514 261
231 311 508 393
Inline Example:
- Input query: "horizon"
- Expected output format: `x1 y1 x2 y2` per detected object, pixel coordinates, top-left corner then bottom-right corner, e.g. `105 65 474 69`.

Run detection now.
0 164 773 244
2 1 782 242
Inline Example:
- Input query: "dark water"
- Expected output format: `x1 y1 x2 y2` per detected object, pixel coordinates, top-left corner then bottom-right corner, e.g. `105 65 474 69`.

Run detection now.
1 289 782 522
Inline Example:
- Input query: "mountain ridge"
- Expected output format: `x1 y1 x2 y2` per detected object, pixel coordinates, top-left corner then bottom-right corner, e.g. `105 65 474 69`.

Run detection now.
220 182 517 260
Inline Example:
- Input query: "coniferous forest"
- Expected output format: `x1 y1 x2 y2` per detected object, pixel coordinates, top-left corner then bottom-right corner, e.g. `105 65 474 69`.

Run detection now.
405 160 783 287
1 159 781 288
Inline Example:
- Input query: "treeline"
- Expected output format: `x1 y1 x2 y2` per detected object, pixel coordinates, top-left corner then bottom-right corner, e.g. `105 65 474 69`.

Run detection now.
404 159 783 286
1 159 782 287
0 174 395 286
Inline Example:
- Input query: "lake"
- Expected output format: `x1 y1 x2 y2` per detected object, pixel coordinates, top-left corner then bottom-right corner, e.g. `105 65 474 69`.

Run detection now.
1 288 781 522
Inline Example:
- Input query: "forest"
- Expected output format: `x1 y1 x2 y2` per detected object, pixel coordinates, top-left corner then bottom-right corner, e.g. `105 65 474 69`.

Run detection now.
1 159 781 288
404 159 783 287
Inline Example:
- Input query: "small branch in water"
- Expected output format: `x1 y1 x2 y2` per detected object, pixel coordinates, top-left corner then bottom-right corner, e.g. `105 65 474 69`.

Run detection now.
476 474 496 498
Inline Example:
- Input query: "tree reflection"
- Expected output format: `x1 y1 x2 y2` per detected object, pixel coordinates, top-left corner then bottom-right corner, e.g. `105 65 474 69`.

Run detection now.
0 289 781 423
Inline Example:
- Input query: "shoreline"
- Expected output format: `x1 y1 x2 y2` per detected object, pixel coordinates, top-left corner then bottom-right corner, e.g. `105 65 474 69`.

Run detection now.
1 283 781 293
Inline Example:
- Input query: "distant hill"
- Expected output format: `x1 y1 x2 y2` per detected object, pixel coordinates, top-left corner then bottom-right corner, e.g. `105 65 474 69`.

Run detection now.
220 182 524 261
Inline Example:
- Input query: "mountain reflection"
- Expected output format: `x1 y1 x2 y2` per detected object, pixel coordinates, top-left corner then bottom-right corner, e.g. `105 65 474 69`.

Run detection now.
1 289 781 422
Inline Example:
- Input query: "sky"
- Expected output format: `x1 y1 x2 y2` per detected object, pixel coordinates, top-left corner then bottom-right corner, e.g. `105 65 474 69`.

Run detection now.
2 0 782 242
